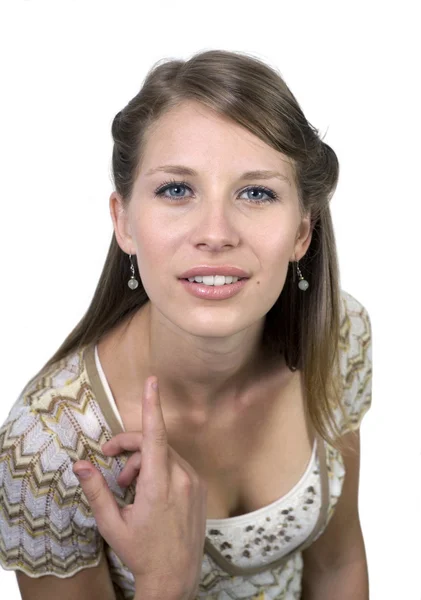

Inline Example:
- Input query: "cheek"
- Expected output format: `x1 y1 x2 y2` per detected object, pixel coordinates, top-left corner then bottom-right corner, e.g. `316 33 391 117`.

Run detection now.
258 234 293 266
134 209 172 256
134 221 177 288
138 239 170 276
251 236 294 292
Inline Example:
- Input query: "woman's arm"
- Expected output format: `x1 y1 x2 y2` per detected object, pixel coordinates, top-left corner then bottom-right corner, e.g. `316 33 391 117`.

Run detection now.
301 429 369 599
16 552 117 600
301 557 368 600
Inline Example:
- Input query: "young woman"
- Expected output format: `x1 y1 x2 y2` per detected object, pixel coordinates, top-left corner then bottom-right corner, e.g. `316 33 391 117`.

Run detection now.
0 49 372 599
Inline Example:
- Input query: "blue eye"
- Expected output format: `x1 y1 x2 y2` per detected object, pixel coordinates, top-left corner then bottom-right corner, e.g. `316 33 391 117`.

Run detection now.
153 179 279 204
241 186 278 203
154 180 192 200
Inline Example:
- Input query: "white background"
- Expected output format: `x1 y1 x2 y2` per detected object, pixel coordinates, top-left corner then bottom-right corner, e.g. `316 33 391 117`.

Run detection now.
0 1 420 598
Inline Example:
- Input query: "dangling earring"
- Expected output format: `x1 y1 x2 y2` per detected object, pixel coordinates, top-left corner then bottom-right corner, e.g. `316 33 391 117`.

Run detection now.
296 260 309 291
127 254 139 290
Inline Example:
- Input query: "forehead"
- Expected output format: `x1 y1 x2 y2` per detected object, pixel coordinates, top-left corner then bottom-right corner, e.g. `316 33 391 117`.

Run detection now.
139 101 295 179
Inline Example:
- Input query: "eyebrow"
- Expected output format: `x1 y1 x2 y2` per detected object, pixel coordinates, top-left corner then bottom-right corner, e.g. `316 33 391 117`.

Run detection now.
145 164 291 186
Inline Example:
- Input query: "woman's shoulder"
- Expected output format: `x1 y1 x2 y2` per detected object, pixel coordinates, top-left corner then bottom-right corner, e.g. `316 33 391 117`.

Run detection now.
0 345 132 578
0 346 95 484
336 289 373 434
0 344 118 469
0 343 131 502
339 288 371 327
0 348 83 451
0 347 104 577
339 289 372 365
3 347 86 422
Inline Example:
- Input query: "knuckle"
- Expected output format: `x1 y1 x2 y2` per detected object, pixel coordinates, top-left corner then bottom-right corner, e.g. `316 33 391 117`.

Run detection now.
178 469 193 489
85 485 102 504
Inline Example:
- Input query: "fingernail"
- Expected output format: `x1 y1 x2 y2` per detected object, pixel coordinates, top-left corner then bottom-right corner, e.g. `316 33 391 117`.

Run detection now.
151 380 158 392
74 469 92 480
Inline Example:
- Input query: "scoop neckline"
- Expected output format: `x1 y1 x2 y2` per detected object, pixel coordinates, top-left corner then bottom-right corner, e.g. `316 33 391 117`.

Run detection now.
90 341 318 524
206 437 317 525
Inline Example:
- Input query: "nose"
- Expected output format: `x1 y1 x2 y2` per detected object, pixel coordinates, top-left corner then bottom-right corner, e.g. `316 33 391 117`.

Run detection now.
189 198 241 252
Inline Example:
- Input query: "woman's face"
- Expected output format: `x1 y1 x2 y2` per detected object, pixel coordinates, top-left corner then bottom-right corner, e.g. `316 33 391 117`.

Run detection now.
111 100 312 340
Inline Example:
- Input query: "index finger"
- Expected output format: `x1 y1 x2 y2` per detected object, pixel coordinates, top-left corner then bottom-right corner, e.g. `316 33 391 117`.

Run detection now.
142 376 169 479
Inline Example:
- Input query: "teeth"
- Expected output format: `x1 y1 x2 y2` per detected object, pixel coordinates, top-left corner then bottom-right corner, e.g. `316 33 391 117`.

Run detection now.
187 275 239 285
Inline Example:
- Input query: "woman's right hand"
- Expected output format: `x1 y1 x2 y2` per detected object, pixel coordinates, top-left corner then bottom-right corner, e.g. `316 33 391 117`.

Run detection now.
72 376 208 599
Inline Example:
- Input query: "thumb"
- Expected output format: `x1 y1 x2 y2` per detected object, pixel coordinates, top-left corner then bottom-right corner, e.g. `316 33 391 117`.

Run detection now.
73 460 124 544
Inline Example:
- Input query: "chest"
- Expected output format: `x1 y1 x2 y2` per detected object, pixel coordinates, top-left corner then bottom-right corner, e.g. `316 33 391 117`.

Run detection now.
120 372 315 520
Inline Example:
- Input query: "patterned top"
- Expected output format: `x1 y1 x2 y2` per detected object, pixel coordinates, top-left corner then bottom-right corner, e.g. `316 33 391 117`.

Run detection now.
0 290 372 599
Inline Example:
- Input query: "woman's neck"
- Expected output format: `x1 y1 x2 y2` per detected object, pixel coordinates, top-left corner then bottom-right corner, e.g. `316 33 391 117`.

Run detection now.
99 302 289 424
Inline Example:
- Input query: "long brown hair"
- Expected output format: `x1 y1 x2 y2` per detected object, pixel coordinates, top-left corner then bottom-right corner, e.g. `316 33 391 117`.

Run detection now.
34 49 353 451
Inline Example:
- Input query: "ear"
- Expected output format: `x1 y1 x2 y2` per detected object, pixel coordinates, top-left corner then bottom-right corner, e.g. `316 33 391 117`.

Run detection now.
109 192 136 255
292 212 313 261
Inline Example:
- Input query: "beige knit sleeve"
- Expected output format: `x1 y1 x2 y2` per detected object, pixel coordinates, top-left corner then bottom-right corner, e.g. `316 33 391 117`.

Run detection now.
337 290 373 435
0 398 104 578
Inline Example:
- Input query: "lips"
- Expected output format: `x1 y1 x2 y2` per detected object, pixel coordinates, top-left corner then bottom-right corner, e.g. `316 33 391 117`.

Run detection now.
178 265 250 279
180 277 248 299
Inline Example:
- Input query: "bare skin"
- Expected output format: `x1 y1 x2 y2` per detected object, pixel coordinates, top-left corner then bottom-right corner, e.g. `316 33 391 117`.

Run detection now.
92 99 314 519
73 100 315 595
74 376 207 599
108 100 313 416
96 307 314 520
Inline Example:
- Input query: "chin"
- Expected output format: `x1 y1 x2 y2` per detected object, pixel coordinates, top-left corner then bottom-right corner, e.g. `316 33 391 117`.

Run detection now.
176 312 262 339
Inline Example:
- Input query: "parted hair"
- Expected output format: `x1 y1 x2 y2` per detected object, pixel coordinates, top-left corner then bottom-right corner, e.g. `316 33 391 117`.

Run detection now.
35 49 353 452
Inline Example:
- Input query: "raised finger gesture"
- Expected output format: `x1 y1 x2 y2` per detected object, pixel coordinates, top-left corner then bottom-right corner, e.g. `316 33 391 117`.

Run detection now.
73 377 207 598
